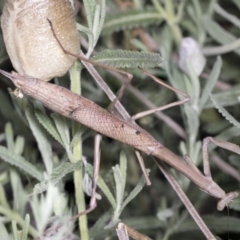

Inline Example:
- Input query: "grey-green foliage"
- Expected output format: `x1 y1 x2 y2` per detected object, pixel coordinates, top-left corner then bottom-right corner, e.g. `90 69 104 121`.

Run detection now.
210 94 240 129
102 8 163 35
0 145 43 181
91 49 163 68
32 161 82 195
84 151 148 229
1 0 240 239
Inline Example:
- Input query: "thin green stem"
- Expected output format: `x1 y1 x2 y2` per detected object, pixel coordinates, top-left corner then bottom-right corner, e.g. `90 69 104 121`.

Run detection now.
70 61 89 240
0 206 38 238
151 0 167 17
165 0 182 46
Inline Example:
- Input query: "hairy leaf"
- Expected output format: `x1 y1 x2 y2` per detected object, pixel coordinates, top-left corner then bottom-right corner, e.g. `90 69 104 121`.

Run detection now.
102 9 163 35
35 109 63 145
32 162 82 195
91 49 162 68
203 17 240 56
0 146 43 181
210 94 240 129
26 107 53 175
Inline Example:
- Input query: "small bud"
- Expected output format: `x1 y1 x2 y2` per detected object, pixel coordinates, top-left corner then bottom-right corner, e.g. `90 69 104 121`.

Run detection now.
179 37 206 76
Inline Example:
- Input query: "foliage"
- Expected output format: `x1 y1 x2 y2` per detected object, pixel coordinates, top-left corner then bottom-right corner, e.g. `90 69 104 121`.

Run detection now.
0 0 240 239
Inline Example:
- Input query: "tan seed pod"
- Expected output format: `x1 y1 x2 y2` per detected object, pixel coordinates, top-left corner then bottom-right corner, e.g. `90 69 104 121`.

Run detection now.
1 0 80 81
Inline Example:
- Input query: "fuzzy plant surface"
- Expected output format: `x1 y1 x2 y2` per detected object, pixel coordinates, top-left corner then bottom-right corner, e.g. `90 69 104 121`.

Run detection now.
0 0 240 240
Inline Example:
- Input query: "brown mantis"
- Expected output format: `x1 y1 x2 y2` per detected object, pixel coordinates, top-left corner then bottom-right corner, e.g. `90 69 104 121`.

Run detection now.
0 69 239 210
1 36 239 240
1 1 240 239
0 65 239 240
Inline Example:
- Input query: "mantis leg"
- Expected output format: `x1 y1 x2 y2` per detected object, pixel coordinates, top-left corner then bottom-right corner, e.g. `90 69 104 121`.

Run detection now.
70 134 102 221
131 69 190 120
116 222 152 240
183 137 240 210
202 137 240 210
48 20 151 184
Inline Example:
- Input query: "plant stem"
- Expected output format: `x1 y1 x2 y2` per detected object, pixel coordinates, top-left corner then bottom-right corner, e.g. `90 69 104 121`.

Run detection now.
70 61 89 240
0 206 38 238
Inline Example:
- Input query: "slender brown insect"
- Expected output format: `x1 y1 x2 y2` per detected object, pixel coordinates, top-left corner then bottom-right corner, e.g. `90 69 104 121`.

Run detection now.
1 1 239 239
0 70 239 208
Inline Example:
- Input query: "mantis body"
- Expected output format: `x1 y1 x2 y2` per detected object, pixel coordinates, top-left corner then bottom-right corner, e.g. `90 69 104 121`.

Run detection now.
1 70 239 210
1 1 239 238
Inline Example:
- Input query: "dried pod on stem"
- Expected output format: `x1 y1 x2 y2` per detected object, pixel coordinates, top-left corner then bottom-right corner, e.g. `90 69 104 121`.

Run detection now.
1 0 80 80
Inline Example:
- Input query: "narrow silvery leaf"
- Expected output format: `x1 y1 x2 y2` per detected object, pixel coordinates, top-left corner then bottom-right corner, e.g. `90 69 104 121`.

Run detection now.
51 114 70 149
26 108 53 175
5 123 14 151
77 23 94 50
85 163 116 208
179 37 206 76
10 170 27 216
204 87 240 109
89 211 112 238
83 0 96 30
119 151 127 199
113 165 124 209
91 50 163 68
203 17 240 56
0 222 10 240
102 8 162 35
12 221 18 240
95 0 106 45
35 109 63 146
14 136 25 155
21 214 30 240
31 184 57 234
210 94 240 129
199 56 222 112
32 162 82 195
121 173 147 212
0 146 43 181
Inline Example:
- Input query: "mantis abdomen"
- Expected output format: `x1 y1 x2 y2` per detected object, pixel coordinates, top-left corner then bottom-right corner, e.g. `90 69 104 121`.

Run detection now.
9 73 225 200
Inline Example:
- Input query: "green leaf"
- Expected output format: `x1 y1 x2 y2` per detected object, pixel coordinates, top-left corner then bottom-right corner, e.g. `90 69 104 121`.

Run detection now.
35 109 63 145
91 50 163 68
232 0 240 10
83 0 96 29
94 0 106 44
0 222 10 240
199 56 222 112
10 170 27 216
77 23 94 50
85 163 116 209
26 107 53 175
51 114 70 148
214 3 240 29
203 17 240 56
0 146 43 181
204 86 240 108
32 162 82 195
12 221 18 240
210 94 240 128
14 136 25 156
121 173 147 212
21 214 30 240
113 165 124 209
178 216 240 233
5 123 14 151
89 211 112 238
119 151 127 195
102 8 163 35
